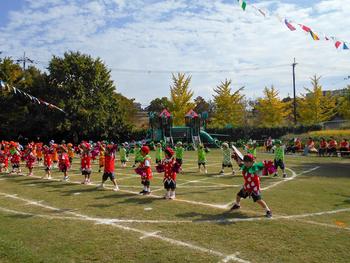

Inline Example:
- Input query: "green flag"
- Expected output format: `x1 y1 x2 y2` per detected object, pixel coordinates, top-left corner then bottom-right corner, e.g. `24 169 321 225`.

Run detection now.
238 0 247 11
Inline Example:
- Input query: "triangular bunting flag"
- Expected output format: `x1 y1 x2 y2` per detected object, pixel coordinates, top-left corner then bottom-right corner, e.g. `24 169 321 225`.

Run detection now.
335 41 342 49
343 43 349 50
285 19 296 31
310 31 320 40
238 0 247 11
299 24 311 33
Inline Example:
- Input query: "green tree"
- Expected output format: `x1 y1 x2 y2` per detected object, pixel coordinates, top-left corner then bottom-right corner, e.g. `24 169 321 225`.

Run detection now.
338 86 350 120
47 51 134 140
193 96 210 114
169 73 194 125
212 79 245 128
298 75 336 125
255 86 290 127
146 97 170 113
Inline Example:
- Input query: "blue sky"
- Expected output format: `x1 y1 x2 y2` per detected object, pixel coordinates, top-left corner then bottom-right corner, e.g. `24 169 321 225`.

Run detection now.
0 0 349 105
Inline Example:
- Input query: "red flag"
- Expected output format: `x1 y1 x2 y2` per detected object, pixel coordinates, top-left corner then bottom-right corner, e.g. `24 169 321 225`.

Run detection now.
335 41 342 49
284 19 296 31
299 24 311 33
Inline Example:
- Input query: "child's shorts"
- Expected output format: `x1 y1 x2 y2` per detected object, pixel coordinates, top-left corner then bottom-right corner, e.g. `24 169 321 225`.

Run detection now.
237 188 262 202
164 179 176 190
274 159 285 169
176 158 183 165
102 172 115 181
156 159 161 164
82 169 92 175
222 163 233 168
12 164 20 169
45 166 51 171
198 161 206 165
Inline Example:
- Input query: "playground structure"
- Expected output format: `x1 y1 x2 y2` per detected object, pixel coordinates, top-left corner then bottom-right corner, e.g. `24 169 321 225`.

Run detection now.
148 109 219 147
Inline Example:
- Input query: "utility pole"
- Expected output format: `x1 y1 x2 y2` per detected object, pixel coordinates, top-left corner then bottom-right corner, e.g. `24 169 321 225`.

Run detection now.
292 58 298 125
16 52 34 71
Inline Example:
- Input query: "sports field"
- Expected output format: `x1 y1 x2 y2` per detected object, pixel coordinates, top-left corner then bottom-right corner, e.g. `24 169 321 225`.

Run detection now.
0 149 349 263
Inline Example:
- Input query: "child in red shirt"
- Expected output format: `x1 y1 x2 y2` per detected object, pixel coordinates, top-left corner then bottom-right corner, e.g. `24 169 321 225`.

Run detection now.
23 144 36 176
157 147 180 200
9 142 21 174
339 139 349 156
230 154 272 218
80 142 92 184
135 146 153 195
0 143 9 173
43 145 53 179
97 144 119 191
327 137 338 156
58 145 71 181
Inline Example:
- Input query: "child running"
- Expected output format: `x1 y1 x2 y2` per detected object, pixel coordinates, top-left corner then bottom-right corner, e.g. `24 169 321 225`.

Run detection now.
230 153 272 218
98 144 119 191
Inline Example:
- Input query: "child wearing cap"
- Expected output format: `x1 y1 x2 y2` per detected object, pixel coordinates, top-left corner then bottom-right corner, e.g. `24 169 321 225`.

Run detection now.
273 140 287 178
219 142 234 175
160 147 180 199
230 154 272 218
98 144 119 191
136 146 153 195
155 142 163 164
58 145 71 181
80 142 92 184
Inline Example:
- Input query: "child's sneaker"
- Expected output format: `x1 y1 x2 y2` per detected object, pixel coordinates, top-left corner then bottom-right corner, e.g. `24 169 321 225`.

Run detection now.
232 171 235 176
230 204 241 211
48 176 52 180
169 193 176 200
113 186 119 192
63 176 69 181
204 169 208 174
266 210 272 218
144 191 151 195
283 173 287 178
97 184 104 189
139 190 146 194
219 170 224 175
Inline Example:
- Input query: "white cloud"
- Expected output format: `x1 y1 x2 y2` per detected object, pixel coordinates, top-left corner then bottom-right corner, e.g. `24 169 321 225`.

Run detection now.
1 0 349 105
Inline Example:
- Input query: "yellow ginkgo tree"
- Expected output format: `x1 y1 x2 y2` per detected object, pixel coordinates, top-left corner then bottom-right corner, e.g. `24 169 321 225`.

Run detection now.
169 73 194 126
298 75 337 125
255 86 291 127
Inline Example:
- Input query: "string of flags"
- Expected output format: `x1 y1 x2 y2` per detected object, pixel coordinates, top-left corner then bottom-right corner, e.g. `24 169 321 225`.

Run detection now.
236 0 349 51
0 80 66 113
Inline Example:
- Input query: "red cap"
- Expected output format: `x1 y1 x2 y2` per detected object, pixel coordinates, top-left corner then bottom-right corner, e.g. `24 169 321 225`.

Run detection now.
165 147 174 157
141 146 150 154
243 154 255 162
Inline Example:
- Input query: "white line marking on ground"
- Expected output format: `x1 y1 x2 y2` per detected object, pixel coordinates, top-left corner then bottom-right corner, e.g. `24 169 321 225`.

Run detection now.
0 193 249 263
140 231 162 240
73 192 81 196
262 166 320 191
